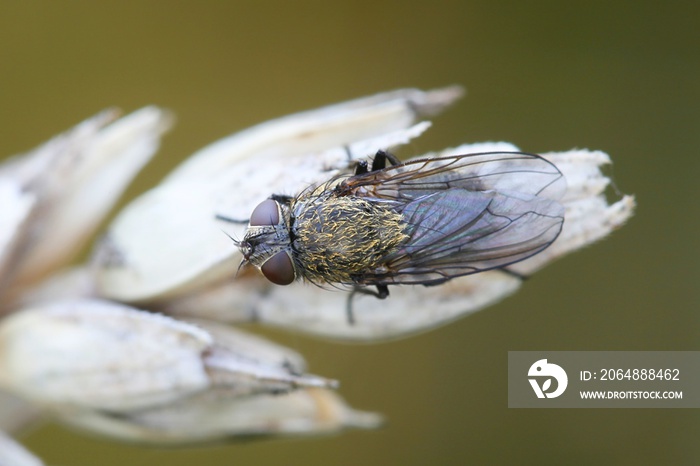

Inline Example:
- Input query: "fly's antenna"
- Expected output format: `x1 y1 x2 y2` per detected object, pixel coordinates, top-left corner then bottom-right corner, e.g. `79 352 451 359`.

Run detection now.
220 229 240 246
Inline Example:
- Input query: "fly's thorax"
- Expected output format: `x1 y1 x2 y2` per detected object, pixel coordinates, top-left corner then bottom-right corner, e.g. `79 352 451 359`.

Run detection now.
291 193 408 284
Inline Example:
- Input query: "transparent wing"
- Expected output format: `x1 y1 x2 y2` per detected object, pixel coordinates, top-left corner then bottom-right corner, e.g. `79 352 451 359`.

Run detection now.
338 152 566 285
338 151 566 202
355 188 565 285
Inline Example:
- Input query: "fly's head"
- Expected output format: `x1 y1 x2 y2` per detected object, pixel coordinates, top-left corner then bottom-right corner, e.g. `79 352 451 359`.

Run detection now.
239 199 298 286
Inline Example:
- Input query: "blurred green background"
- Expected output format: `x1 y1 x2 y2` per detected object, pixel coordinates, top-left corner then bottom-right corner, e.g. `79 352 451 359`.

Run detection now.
1 1 697 465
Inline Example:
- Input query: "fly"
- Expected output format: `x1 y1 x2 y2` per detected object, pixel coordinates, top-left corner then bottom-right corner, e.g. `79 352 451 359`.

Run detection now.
219 150 566 323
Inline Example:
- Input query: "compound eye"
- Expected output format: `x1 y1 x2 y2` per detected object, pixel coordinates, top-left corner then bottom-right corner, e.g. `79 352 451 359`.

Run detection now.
261 252 295 285
250 199 279 226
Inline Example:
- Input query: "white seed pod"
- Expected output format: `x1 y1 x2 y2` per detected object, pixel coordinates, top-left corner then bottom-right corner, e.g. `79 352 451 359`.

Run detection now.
0 180 36 311
63 388 382 444
0 300 336 413
94 87 463 303
0 299 212 411
156 146 634 341
0 107 172 301
194 318 336 396
11 266 95 309
163 86 463 184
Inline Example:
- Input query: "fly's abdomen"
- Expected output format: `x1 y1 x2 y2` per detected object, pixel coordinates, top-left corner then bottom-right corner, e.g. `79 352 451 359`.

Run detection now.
292 195 407 284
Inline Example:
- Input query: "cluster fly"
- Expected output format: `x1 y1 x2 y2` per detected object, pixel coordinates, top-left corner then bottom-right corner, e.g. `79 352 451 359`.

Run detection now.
219 150 566 322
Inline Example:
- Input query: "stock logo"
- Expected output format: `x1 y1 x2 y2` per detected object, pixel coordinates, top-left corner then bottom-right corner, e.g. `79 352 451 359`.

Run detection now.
528 359 568 399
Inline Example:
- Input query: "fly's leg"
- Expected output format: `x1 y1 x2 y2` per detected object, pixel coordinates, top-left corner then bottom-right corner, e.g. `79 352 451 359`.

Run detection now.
354 160 369 175
371 150 400 171
354 150 400 176
499 267 528 281
375 284 390 298
346 285 389 325
215 214 248 224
